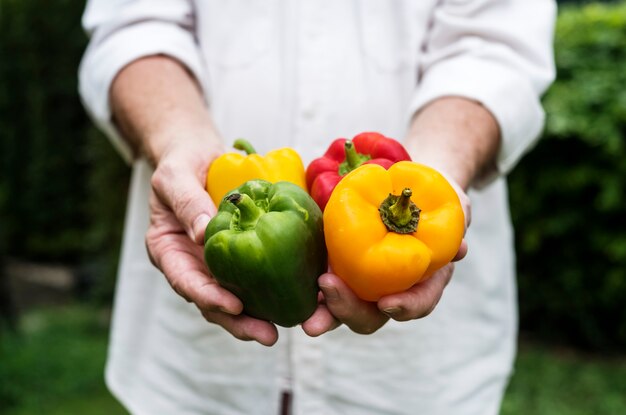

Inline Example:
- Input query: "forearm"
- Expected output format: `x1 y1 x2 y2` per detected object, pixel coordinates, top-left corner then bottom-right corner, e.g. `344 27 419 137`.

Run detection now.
405 97 501 190
110 55 223 166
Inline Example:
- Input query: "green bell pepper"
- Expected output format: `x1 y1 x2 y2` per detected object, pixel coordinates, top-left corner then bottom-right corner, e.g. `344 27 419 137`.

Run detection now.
204 179 327 327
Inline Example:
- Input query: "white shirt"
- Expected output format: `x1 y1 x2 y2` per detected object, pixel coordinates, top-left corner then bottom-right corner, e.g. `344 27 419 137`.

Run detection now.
79 1 555 414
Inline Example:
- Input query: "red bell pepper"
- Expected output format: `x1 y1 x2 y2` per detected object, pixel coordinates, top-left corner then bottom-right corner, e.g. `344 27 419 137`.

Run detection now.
306 132 412 210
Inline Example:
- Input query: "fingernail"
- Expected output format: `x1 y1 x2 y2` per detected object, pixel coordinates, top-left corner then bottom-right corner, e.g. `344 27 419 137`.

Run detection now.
319 284 340 301
192 214 211 242
383 307 402 317
219 306 239 316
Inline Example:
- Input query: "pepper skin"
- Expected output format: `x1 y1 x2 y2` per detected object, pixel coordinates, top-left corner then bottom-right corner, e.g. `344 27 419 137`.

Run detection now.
305 132 411 210
207 139 307 206
204 179 327 327
323 162 465 301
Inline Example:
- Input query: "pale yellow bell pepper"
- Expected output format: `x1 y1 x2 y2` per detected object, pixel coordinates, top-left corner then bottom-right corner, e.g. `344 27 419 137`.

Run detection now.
206 139 307 206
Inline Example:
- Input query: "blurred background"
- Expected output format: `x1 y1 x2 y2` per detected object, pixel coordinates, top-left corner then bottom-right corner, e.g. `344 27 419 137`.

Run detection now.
1 0 625 414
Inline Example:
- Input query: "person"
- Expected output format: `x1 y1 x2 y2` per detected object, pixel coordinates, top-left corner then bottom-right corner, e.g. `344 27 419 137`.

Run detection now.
79 1 555 414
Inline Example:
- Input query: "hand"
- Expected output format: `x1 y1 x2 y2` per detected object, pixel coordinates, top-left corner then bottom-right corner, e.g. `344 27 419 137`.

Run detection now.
302 180 471 337
145 140 280 346
303 97 489 336
109 56 282 346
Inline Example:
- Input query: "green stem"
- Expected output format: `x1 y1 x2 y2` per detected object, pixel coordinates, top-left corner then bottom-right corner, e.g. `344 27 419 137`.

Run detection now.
378 188 420 234
233 138 257 155
338 140 371 176
344 141 360 169
226 193 264 230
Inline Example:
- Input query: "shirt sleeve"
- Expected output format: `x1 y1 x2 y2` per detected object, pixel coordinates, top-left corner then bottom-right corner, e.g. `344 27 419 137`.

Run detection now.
78 0 208 163
409 0 557 183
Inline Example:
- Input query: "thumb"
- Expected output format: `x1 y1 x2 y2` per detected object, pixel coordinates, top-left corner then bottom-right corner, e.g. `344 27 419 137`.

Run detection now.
318 273 388 334
151 163 217 244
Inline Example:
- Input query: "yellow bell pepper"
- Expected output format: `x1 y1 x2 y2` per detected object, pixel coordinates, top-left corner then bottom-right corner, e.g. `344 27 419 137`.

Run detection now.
206 139 307 205
323 161 465 301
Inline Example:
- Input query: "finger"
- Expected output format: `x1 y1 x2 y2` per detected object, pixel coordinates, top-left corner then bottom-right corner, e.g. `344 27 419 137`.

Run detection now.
377 264 454 321
151 160 216 244
147 227 278 346
301 300 341 337
318 273 388 335
146 206 277 346
452 239 468 262
146 224 243 316
201 309 279 347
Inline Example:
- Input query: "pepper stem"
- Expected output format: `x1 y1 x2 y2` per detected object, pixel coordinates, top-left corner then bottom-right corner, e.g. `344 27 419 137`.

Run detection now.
378 188 420 234
338 140 371 176
233 138 257 155
225 193 264 230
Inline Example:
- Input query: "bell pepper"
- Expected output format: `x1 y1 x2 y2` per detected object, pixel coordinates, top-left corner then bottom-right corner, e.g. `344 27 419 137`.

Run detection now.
323 161 465 301
204 179 327 327
206 139 307 206
306 132 412 210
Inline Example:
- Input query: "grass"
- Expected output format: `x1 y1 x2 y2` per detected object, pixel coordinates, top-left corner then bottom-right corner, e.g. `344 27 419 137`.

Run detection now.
0 305 127 415
1 304 625 414
502 339 626 415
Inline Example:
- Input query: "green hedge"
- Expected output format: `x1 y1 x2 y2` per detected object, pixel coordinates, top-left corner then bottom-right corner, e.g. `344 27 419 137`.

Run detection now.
509 1 626 351
0 0 129 301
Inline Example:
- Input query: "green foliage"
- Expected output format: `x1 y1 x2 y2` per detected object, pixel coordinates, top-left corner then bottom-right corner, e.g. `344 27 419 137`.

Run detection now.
1 0 89 259
0 0 129 300
0 305 128 414
502 341 626 414
509 1 626 350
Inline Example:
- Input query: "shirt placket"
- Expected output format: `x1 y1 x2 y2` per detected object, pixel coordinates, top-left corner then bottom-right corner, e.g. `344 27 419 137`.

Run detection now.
289 2 332 415
291 330 325 415
292 1 331 152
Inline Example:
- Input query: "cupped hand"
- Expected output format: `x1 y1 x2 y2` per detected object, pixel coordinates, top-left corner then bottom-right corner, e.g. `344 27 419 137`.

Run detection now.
302 179 471 337
145 141 280 346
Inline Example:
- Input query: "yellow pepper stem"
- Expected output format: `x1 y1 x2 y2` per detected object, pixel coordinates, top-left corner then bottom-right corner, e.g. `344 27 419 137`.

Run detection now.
378 188 420 234
233 138 257 155
226 193 265 230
